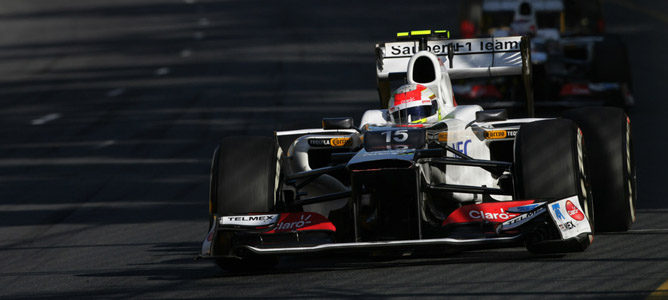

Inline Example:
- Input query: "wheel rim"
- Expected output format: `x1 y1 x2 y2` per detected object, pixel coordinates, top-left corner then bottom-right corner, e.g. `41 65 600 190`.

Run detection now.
577 129 592 222
625 119 636 222
274 147 283 207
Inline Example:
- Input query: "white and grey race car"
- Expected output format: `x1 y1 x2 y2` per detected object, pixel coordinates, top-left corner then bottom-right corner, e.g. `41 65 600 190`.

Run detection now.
457 0 634 110
200 31 636 270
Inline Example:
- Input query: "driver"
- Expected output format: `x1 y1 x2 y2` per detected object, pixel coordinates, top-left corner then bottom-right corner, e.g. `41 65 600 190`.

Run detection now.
388 84 441 124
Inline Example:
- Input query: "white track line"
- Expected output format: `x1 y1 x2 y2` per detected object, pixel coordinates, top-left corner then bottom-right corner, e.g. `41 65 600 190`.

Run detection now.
626 229 668 233
95 140 116 148
198 18 210 27
31 113 61 126
154 67 171 76
193 31 205 40
180 49 192 58
106 88 125 97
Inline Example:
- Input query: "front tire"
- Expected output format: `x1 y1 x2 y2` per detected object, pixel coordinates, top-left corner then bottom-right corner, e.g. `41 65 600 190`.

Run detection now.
514 119 593 253
563 107 636 232
210 136 281 270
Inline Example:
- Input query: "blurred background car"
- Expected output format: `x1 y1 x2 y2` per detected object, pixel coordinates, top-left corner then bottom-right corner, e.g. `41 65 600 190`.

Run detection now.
456 0 633 116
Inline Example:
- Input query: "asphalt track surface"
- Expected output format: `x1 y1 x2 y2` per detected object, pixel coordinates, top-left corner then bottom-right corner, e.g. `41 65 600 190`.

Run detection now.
1 0 667 299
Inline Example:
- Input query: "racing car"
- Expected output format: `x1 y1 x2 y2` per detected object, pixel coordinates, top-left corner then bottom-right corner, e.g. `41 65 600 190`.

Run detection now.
456 0 634 112
200 31 636 270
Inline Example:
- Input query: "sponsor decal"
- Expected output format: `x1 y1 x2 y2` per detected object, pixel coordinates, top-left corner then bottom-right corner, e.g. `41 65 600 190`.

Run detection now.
477 40 519 52
484 129 518 140
309 137 352 147
276 213 312 231
507 202 544 213
451 139 471 155
499 207 546 231
506 129 518 137
558 221 576 232
443 200 534 226
485 130 507 139
330 137 350 147
547 196 591 240
265 212 336 234
566 200 585 221
469 209 510 220
437 132 448 142
385 38 520 58
220 214 279 227
308 138 331 146
552 203 566 221
389 42 450 57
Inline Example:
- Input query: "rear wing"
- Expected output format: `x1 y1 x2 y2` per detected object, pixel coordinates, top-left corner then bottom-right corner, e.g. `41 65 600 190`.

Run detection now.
482 0 563 12
375 34 534 116
375 36 530 80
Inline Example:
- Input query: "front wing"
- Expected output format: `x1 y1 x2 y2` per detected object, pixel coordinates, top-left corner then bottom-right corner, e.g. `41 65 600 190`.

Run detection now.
200 195 591 258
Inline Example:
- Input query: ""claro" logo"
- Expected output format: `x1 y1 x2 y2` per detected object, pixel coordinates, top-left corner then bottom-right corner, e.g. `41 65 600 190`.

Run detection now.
468 209 516 221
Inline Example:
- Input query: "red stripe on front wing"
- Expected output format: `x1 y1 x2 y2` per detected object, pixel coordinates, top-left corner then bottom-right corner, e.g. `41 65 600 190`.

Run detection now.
443 200 535 226
264 212 336 234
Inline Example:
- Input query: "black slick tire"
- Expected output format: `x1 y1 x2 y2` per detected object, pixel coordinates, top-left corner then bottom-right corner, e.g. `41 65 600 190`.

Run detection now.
514 119 593 253
563 107 636 232
209 136 281 271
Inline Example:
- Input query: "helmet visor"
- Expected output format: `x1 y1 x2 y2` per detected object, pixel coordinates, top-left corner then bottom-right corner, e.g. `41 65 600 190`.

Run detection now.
391 104 436 124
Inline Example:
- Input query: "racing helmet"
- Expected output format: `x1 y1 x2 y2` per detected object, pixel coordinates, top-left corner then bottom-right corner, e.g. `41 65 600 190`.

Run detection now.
388 84 439 124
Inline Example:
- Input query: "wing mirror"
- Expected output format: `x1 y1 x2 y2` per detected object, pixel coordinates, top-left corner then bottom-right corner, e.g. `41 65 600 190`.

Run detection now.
322 117 355 130
475 109 508 122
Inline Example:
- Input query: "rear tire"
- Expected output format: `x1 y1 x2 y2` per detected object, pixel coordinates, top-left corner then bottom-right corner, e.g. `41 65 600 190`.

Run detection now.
210 136 281 271
563 107 636 232
514 119 593 253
